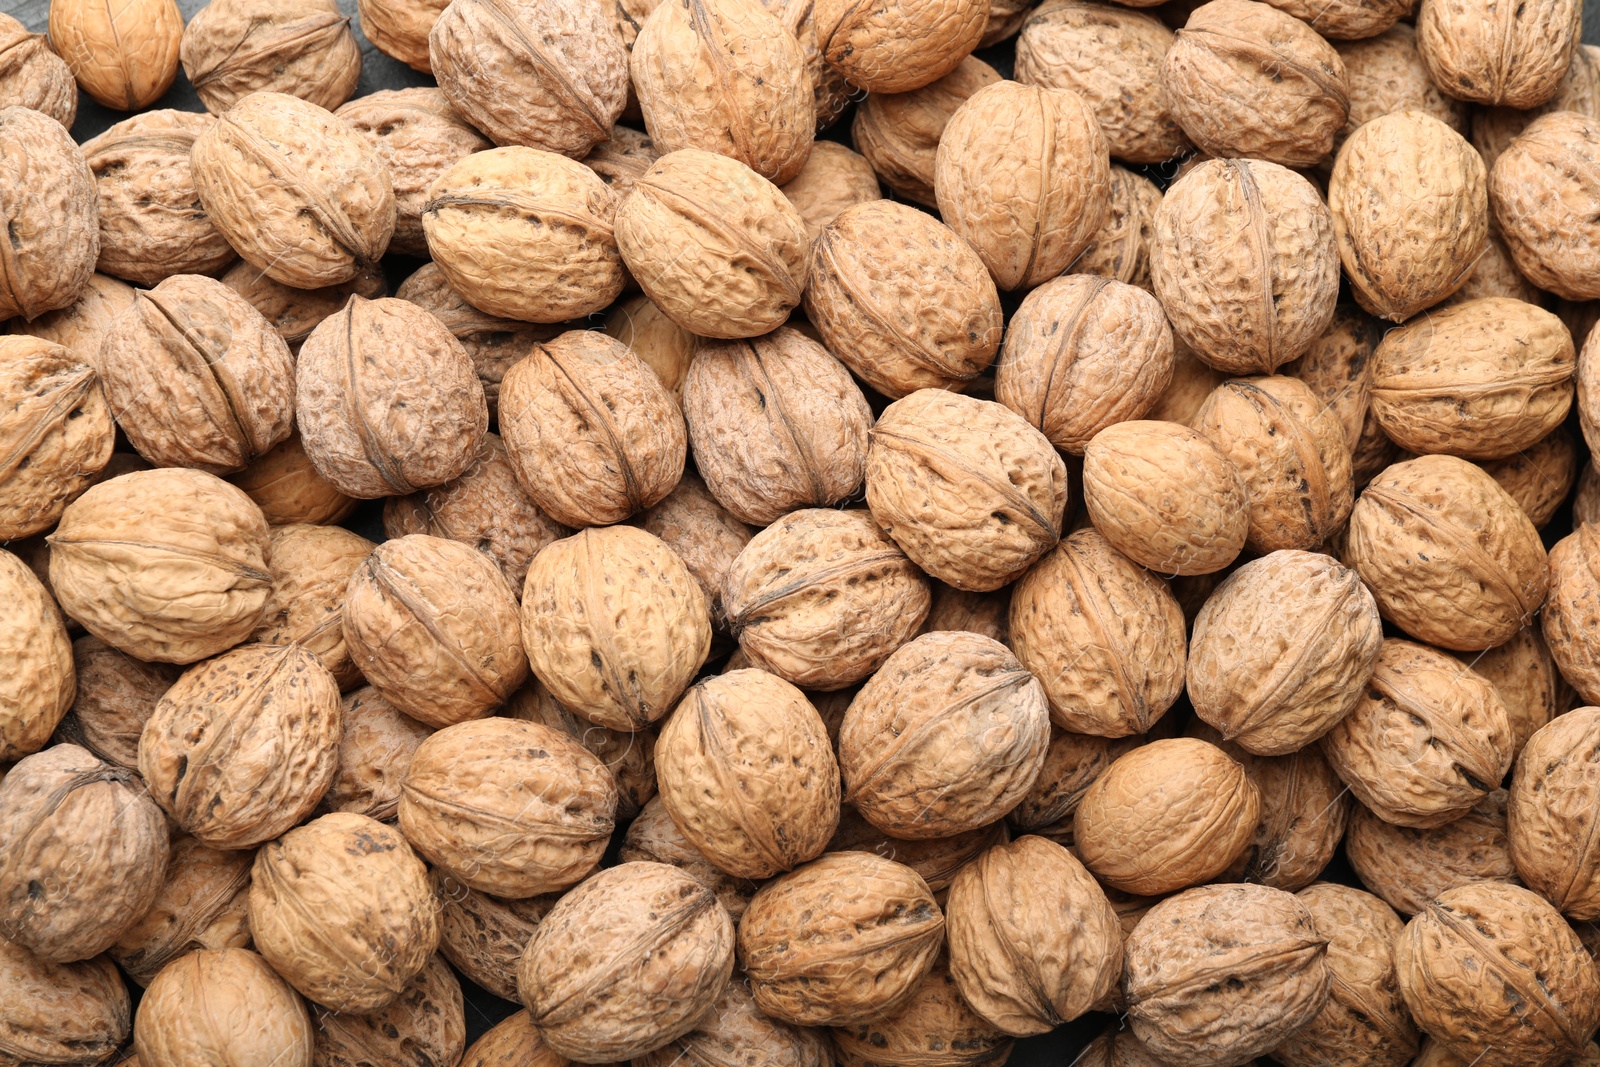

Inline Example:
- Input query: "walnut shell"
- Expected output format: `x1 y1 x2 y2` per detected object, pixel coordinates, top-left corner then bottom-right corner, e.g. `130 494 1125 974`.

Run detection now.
343 534 527 729
0 744 168 962
1545 526 1600 705
582 124 664 212
1282 304 1395 485
825 807 1008 893
0 336 112 541
813 0 985 94
320 686 429 822
804 198 1002 397
635 473 753 627
620 796 759 922
431 869 556 1001
920 582 1011 646
250 812 439 1013
1078 1026 1249 1067
251 524 372 688
724 508 931 691
312 954 463 1067
1152 159 1339 375
429 0 627 158
638 976 831 1067
48 468 272 664
1478 424 1580 530
830 961 1013 1067
219 261 388 351
139 643 342 850
0 936 128 1067
600 293 697 399
458 1012 567 1067
180 0 360 114
945 835 1122 1036
1336 24 1470 155
1124 883 1332 1067
738 852 943 1026
1491 111 1600 301
1417 0 1579 107
1508 707 1600 919
1345 790 1518 916
616 149 808 338
1005 729 1142 840
1343 454 1549 651
1263 0 1409 38
781 141 881 248
1394 882 1600 1067
935 81 1111 292
55 635 175 770
133 948 311 1067
1146 336 1227 425
1074 166 1162 290
49 0 180 110
226 433 356 527
1579 460 1600 528
850 56 1001 207
11 272 135 361
1472 45 1600 169
761 0 852 132
518 862 736 1061
357 0 446 73
109 835 252 988
1448 231 1545 308
1454 625 1568 759
0 107 98 322
0 14 75 127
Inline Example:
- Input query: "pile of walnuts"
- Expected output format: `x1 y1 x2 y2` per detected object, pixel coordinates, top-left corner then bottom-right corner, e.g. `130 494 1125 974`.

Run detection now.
6 0 1600 1063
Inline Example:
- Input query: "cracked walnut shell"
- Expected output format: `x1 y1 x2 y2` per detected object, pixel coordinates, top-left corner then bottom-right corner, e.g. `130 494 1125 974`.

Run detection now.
0 106 98 322
0 335 112 541
180 0 360 114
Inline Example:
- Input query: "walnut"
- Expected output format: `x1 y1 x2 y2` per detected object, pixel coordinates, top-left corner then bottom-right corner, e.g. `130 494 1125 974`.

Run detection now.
638 977 831 1067
1006 729 1143 841
620 797 759 922
11 272 135 362
1345 790 1518 916
109 835 252 988
635 474 753 627
320 687 429 822
49 0 180 110
219 261 387 351
831 962 1013 1066
458 1012 567 1067
0 107 98 322
0 937 128 1066
1074 166 1163 290
1453 625 1569 759
582 124 663 211
431 869 556 1001
826 807 1008 892
1491 111 1600 301
358 0 446 73
1417 0 1579 107
0 336 112 541
1336 24 1470 157
312 954 462 1067
180 0 360 114
0 14 76 127
251 524 374 687
761 0 852 132
780 141 881 248
1508 706 1600 919
921 582 1011 646
813 0 986 93
1544 525 1600 705
597 295 694 401
1473 44 1600 169
226 433 356 527
1145 336 1227 425
1478 427 1581 531
851 56 1000 207
54 635 175 770
134 948 311 1066
1265 0 1410 38
1283 304 1396 488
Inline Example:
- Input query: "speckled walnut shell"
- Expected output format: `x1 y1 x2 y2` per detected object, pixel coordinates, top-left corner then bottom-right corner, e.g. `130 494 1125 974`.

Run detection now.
320 686 430 821
1545 526 1600 705
1345 790 1518 916
638 976 831 1067
738 851 944 1026
518 862 736 1061
431 869 556 1001
616 149 808 338
1273 884 1419 1067
219 261 387 351
600 293 696 398
458 1012 568 1067
867 390 1067 592
422 147 624 323
0 936 128 1067
100 274 295 475
1161 0 1349 166
0 107 98 322
621 796 759 921
49 0 180 110
12 271 134 360
250 812 439 1014
110 835 252 988
191 92 394 289
499 330 685 527
1152 159 1339 375
1343 454 1549 651
724 508 931 691
1075 738 1259 895
80 110 234 285
1322 639 1514 829
805 198 1003 397
133 948 312 1067
337 88 490 258
226 433 356 527
1491 111 1600 301
636 474 753 627
1188 551 1382 755
1124 883 1332 1067
358 0 447 73
851 56 1000 207
935 81 1111 291
1075 166 1162 290
296 295 487 500
429 0 627 158
342 534 527 728
0 336 112 541
0 744 168 962
180 0 360 114
55 635 175 770
1418 0 1579 107
1479 424 1580 530
1016 1 1189 164
1336 24 1469 159
831 962 1013 1066
1508 707 1600 919
251 524 373 687
311 954 463 1067
0 14 76 127
1394 881 1600 1067
813 0 986 94
839 632 1050 841
48 468 272 664
1472 45 1600 169
1455 625 1568 759
1370 297 1573 459
945 835 1122 1037
781 141 881 247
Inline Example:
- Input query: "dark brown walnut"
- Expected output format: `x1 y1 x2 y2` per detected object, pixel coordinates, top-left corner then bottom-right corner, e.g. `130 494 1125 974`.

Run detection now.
139 643 342 850
582 125 663 215
312 954 463 1067
813 0 986 93
343 534 528 728
0 14 76 127
602 293 696 398
296 295 487 500
1509 707 1600 918
432 869 557 1001
337 88 490 257
1545 526 1600 705
109 834 252 988
181 0 361 114
0 107 98 322
1453 625 1569 759
1075 166 1162 290
358 0 446 72
1336 24 1470 159
12 271 135 359
251 524 374 687
54 635 176 770
1006 730 1142 841
867 390 1068 591
219 261 388 351
458 1012 567 1067
638 976 832 1067
1075 737 1260 895
1478 424 1581 530
226 433 357 527
621 796 759 921
384 434 569 598
1152 159 1339 375
499 329 686 527
945 835 1122 1036
0 937 128 1066
133 948 312 1067
80 110 234 285
1272 883 1419 1067
839 632 1050 840
48 468 273 664
1124 883 1332 1067
251 812 439 1014
738 851 943 1026
190 93 395 288
423 146 625 323
781 141 882 247
831 962 1013 1067
1491 111 1600 301
1345 791 1518 916
1417 0 1579 107
1343 454 1549 651
1395 882 1600 1067
826 807 1009 892
935 81 1112 291
1009 529 1187 737
319 686 430 821
805 199 1003 397
851 56 1001 207
1322 639 1514 829
429 0 628 158
1472 45 1600 168
1161 0 1350 166
1016 0 1190 163
99 274 295 475
1261 0 1409 38
1188 551 1382 755
0 336 112 541
997 275 1174 454
519 862 735 1061
0 744 168 962
1580 461 1600 528
636 474 754 627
